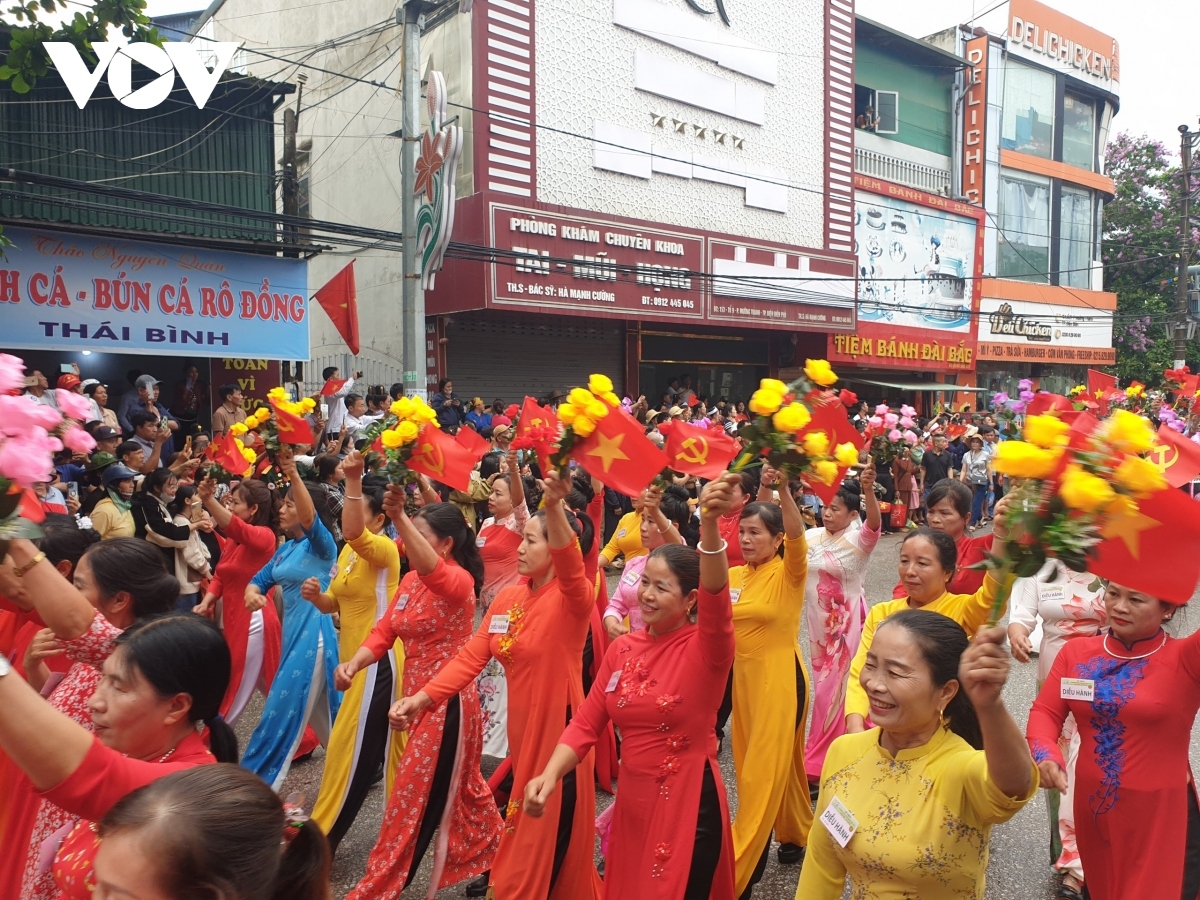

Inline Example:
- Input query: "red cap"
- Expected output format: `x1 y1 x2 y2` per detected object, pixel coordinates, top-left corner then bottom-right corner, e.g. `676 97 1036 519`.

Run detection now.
57 374 81 391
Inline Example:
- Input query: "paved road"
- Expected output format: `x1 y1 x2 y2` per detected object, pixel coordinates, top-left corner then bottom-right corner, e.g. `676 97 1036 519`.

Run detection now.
236 525 1200 899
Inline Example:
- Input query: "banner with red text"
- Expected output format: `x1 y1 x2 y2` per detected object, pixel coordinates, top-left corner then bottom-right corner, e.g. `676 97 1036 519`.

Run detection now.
0 226 309 359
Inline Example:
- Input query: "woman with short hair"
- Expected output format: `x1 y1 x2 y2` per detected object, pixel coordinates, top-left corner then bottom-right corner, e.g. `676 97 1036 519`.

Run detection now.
798 610 1036 898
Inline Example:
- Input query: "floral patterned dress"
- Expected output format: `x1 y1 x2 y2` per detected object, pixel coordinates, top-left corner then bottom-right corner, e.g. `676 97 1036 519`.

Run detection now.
1010 562 1106 881
346 559 502 899
476 506 528 759
802 522 880 781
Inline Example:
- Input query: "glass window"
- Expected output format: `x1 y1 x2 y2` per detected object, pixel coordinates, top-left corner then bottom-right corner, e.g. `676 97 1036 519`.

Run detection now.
1001 61 1055 158
1060 187 1094 289
997 171 1051 282
1062 94 1096 170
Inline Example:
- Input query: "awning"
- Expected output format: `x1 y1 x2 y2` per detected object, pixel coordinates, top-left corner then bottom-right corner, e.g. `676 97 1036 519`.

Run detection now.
847 378 990 392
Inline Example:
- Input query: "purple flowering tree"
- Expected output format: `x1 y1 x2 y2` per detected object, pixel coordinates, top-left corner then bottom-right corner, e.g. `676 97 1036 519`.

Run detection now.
1104 133 1200 384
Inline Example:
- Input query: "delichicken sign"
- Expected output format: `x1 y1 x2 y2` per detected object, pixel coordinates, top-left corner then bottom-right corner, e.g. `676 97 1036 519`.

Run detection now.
1006 0 1119 93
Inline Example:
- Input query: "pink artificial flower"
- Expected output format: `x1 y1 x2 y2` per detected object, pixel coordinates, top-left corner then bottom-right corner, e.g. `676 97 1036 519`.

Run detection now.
868 416 883 427
884 412 899 427
0 395 62 435
0 427 61 488
0 354 25 394
900 405 916 418
56 389 93 422
62 424 96 454
888 428 902 442
903 429 919 443
899 416 915 428
875 404 890 416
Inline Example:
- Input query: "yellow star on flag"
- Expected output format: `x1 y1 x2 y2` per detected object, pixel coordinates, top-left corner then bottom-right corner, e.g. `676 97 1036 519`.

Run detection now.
1100 507 1160 558
586 431 630 473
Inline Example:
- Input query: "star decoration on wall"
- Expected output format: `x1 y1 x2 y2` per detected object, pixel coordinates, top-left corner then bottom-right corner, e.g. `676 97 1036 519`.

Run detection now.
650 112 666 128
693 124 708 140
732 135 746 149
714 129 729 144
672 118 689 134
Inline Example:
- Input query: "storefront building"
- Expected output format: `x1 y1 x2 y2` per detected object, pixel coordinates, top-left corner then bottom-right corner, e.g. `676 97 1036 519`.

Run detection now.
948 0 1119 395
424 0 859 404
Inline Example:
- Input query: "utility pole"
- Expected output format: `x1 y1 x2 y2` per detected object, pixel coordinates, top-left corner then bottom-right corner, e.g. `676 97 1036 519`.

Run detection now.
281 74 305 247
1175 124 1197 368
400 1 427 400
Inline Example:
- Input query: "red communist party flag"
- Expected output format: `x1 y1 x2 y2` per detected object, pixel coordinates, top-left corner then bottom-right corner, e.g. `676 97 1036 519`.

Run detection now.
313 261 360 355
801 398 864 506
268 399 316 446
321 378 348 397
408 425 475 492
573 407 670 497
663 419 739 480
516 396 559 436
455 425 491 461
1152 425 1200 489
1089 484 1200 604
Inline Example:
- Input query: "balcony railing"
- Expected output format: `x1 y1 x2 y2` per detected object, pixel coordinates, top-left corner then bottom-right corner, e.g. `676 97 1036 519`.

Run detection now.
855 146 952 195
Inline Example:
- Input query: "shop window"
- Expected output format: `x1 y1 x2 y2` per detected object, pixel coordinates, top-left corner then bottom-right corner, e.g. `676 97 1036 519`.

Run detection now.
1062 93 1096 170
997 171 1051 283
854 85 896 134
1060 187 1094 289
1000 60 1055 158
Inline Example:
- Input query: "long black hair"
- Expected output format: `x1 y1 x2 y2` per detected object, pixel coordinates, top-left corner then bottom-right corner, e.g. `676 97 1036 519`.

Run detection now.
876 609 982 750
833 479 862 514
100 764 329 900
413 502 485 597
660 484 699 548
37 513 100 573
84 538 179 620
114 613 237 762
534 505 596 558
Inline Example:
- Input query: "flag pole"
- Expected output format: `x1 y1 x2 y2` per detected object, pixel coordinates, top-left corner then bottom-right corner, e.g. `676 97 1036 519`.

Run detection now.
400 1 428 401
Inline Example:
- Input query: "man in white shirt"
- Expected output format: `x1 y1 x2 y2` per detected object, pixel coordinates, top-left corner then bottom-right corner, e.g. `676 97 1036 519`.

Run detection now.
342 393 382 441
24 370 60 409
322 366 359 438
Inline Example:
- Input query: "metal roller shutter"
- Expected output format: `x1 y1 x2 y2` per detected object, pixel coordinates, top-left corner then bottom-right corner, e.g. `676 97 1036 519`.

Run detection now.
445 312 625 402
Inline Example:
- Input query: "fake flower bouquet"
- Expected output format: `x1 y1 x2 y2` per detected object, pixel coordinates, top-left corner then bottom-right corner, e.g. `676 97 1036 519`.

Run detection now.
0 354 97 549
736 360 860 485
547 373 621 474
366 395 440 484
862 403 920 464
984 408 1165 621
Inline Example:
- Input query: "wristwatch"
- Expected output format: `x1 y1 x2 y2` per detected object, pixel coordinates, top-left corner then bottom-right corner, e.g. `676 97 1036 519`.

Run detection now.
0 652 11 678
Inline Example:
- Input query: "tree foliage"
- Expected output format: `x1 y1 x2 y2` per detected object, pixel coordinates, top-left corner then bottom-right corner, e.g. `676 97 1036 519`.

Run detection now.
1102 132 1198 384
0 0 159 94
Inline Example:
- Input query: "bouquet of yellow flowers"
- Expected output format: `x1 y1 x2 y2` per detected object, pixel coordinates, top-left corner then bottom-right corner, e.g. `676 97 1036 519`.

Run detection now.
363 394 440 483
547 373 621 474
984 408 1165 620
737 359 860 485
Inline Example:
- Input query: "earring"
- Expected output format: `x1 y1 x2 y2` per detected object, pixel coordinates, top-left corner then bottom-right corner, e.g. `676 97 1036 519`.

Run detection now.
938 708 948 729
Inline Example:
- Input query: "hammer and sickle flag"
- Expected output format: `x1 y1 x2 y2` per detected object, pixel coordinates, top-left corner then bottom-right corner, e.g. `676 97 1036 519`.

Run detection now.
663 419 739 479
408 425 475 492
1152 424 1200 489
268 399 315 446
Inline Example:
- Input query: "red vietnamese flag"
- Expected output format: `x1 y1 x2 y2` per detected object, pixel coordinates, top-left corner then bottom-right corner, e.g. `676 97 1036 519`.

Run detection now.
800 398 864 505
321 378 348 397
1087 369 1118 416
16 488 45 524
1089 485 1200 604
1152 425 1200 489
212 432 251 476
313 261 360 355
408 425 476 492
573 407 670 497
663 419 739 479
269 399 315 445
455 425 491 461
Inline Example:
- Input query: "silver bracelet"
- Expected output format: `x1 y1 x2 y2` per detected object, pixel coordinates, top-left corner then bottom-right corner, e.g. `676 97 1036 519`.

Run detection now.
344 495 364 501
698 539 728 556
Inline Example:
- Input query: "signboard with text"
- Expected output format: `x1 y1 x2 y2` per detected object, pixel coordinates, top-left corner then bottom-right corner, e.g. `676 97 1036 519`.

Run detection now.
208 358 282 419
0 226 309 359
1007 0 1119 95
976 296 1114 363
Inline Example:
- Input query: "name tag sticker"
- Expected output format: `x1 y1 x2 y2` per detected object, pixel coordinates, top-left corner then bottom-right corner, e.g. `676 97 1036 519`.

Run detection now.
606 670 622 692
622 571 640 586
476 536 487 548
617 529 627 538
1061 678 1095 702
395 594 410 611
729 588 742 604
820 796 859 848
488 614 511 634
1039 585 1066 605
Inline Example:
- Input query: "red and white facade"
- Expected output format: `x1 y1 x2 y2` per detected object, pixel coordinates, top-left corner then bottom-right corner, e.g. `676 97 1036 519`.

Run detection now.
428 0 862 399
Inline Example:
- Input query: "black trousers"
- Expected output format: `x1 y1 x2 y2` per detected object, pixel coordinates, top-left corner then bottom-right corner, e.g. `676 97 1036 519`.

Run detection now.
404 695 461 889
683 762 724 900
326 655 395 854
738 656 807 900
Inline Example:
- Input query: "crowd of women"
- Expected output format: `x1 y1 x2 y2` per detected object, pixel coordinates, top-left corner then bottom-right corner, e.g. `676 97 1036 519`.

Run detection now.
1 386 1199 900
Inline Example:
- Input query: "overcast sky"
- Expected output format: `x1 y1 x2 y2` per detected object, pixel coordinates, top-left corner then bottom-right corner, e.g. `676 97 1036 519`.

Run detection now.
856 0 1199 156
143 0 1197 154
